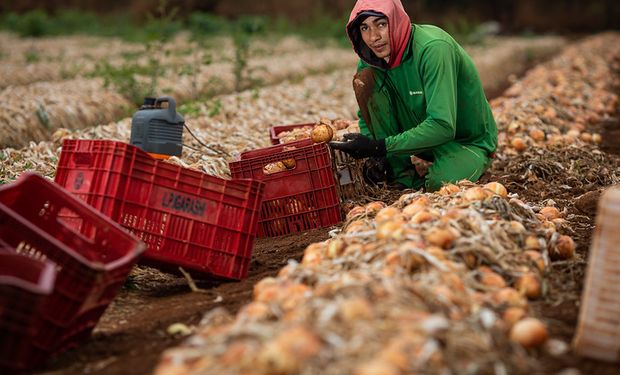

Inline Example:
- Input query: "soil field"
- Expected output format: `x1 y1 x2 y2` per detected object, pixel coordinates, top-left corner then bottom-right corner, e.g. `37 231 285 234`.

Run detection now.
1 32 618 375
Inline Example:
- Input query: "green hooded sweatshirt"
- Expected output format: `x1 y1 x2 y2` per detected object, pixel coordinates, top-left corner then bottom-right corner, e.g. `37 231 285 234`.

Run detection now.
347 0 498 190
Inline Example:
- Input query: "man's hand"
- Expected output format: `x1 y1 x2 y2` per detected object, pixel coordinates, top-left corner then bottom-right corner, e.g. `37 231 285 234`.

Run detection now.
329 133 386 159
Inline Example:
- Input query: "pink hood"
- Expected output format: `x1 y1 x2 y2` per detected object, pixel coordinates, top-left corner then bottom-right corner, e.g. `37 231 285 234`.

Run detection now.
346 0 412 69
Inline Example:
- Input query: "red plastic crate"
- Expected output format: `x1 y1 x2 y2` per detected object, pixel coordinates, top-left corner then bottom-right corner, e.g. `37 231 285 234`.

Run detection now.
0 173 145 370
229 139 342 237
0 251 56 371
54 139 265 280
269 123 314 145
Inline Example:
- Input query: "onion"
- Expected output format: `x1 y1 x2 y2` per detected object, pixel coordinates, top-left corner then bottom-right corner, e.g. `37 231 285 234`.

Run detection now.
592 133 602 144
539 206 561 220
440 208 465 224
365 201 387 214
311 124 334 143
376 220 405 241
524 250 545 272
525 235 542 251
385 251 401 266
511 137 527 152
253 277 278 299
302 242 325 266
237 301 270 321
443 272 466 292
346 220 370 234
438 184 460 195
548 134 564 145
580 132 593 142
410 210 434 224
278 263 296 278
464 186 488 201
346 205 366 220
483 182 508 198
354 360 400 375
342 243 363 256
508 121 522 134
515 273 542 299
281 158 296 169
258 327 321 374
510 318 548 348
379 345 409 372
220 342 254 367
529 128 545 141
426 246 447 261
332 119 350 130
462 253 478 268
375 206 403 223
326 238 345 258
263 161 287 174
492 287 528 308
566 129 581 139
509 220 526 234
339 297 374 321
425 228 457 249
503 307 527 327
551 235 575 260
479 269 507 288
402 196 430 218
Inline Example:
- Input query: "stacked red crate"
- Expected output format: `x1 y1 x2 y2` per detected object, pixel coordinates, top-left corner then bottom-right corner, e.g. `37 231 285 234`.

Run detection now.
229 139 342 237
54 140 265 280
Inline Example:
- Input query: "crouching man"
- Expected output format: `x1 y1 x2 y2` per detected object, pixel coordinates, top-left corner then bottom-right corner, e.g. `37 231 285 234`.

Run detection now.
331 0 498 192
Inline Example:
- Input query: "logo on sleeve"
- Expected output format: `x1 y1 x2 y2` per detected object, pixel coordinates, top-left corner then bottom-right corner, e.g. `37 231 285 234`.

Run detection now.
409 90 423 96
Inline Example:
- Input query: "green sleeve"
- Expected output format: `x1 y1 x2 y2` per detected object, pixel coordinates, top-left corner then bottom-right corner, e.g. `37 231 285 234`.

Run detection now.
385 40 458 155
357 109 371 137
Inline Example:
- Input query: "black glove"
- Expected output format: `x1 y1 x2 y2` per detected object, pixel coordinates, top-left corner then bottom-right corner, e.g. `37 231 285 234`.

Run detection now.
363 157 388 186
329 133 386 159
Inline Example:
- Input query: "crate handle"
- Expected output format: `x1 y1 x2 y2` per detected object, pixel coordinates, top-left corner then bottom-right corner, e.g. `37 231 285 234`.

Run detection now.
50 205 99 250
72 152 93 166
262 158 297 175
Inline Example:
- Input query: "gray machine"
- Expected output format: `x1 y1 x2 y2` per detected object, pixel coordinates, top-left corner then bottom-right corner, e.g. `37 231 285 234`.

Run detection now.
130 96 185 158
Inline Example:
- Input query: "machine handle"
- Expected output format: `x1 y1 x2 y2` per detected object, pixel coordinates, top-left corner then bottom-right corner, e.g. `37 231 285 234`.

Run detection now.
155 96 178 123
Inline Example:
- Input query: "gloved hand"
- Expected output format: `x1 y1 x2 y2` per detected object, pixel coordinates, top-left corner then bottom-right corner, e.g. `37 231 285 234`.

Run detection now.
363 157 388 186
329 133 386 159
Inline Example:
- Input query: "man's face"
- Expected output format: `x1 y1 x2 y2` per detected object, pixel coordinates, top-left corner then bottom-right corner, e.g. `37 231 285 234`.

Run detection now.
360 16 391 60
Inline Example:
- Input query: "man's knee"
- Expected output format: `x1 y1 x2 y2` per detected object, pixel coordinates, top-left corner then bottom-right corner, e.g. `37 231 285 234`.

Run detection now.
425 174 447 193
424 161 489 192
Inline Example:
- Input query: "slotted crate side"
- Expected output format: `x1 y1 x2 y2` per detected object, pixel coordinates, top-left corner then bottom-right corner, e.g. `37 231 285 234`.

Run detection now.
574 186 620 362
55 140 264 280
0 173 145 368
230 140 341 237
55 140 153 222
0 252 56 371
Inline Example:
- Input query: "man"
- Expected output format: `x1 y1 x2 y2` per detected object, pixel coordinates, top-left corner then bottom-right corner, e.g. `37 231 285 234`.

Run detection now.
330 0 498 192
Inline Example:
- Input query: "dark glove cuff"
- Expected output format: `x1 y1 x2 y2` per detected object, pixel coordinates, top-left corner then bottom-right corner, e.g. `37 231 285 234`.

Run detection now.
374 138 387 157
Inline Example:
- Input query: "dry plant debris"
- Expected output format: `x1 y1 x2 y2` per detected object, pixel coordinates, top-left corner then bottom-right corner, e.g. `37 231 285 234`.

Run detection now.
1 34 565 148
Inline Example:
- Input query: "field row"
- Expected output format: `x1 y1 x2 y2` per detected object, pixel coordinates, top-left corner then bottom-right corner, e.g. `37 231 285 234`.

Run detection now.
0 35 565 150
